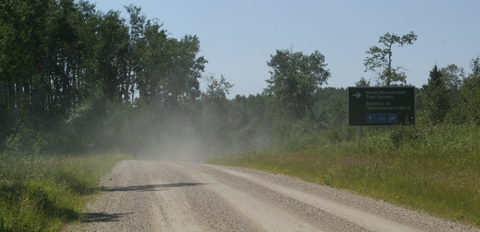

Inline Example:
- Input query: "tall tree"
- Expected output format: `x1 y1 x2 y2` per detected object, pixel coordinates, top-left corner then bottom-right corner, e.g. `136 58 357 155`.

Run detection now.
422 65 449 123
364 31 417 86
137 21 206 109
125 4 146 103
228 94 268 152
440 64 465 106
95 10 130 103
0 0 212 153
458 56 480 124
265 49 330 122
200 75 233 153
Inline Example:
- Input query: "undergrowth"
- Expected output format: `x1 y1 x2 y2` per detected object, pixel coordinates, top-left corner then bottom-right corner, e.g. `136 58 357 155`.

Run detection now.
0 153 131 232
208 123 480 226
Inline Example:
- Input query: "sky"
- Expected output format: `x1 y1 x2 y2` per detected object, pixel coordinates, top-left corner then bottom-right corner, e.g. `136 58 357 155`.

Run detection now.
94 0 480 98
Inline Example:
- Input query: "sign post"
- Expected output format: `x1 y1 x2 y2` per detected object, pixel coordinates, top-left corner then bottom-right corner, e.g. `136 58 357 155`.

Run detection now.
348 86 415 127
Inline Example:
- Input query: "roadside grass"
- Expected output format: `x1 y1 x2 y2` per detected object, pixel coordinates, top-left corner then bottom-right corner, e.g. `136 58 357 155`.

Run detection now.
208 124 480 226
0 153 131 232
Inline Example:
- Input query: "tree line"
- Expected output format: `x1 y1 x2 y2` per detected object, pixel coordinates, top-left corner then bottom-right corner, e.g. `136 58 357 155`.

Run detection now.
1 1 479 157
0 0 210 155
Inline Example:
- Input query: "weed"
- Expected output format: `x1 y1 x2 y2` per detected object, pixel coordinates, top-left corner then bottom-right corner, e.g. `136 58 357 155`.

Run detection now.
0 153 131 231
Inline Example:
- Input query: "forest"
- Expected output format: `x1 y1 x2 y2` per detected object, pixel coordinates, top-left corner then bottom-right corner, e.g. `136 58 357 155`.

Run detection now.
1 0 479 158
1 0 480 230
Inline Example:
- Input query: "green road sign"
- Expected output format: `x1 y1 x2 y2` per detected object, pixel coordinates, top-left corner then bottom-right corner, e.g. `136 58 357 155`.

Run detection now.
348 86 415 126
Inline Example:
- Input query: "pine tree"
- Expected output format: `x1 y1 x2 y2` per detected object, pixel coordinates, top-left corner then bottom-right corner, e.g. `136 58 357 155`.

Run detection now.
422 65 449 123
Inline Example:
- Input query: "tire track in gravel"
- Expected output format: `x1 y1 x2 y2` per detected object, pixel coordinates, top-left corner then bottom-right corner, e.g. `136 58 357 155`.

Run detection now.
65 160 480 232
174 163 323 232
203 165 419 232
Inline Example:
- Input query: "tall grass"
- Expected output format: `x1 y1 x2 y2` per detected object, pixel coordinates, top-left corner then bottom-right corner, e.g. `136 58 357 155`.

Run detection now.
208 124 480 226
0 153 130 231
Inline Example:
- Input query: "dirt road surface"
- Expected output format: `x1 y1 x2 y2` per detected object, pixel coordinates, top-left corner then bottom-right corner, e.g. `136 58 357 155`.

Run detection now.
65 160 479 232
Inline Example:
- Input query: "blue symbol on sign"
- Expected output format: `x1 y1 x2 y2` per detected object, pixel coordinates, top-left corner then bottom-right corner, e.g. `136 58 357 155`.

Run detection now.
366 114 375 123
388 113 398 123
377 113 386 123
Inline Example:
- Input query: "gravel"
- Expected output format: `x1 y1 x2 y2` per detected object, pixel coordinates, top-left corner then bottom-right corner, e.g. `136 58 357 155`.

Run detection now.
64 160 480 232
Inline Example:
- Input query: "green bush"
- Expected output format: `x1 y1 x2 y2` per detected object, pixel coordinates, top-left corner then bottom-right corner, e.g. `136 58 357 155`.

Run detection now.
4 125 48 156
389 125 419 147
0 153 130 231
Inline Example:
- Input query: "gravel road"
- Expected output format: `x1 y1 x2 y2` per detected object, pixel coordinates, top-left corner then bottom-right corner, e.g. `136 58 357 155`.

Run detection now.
65 160 479 232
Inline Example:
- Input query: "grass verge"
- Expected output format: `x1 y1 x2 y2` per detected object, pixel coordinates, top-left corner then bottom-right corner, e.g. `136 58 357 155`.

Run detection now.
208 124 480 227
0 153 131 232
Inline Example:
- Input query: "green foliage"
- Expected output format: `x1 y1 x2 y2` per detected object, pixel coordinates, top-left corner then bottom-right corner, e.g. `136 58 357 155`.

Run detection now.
389 125 419 147
355 77 371 87
0 0 209 156
364 32 417 86
266 48 330 122
0 153 131 231
227 94 269 153
4 125 49 156
1 1 480 227
313 87 348 129
440 64 464 99
199 75 234 154
324 124 356 143
456 56 480 125
422 65 449 123
63 89 109 153
138 23 206 108
270 117 318 152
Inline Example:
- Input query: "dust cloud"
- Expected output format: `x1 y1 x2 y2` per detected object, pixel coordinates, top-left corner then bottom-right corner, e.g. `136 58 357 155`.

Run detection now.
131 111 231 163
136 134 206 163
